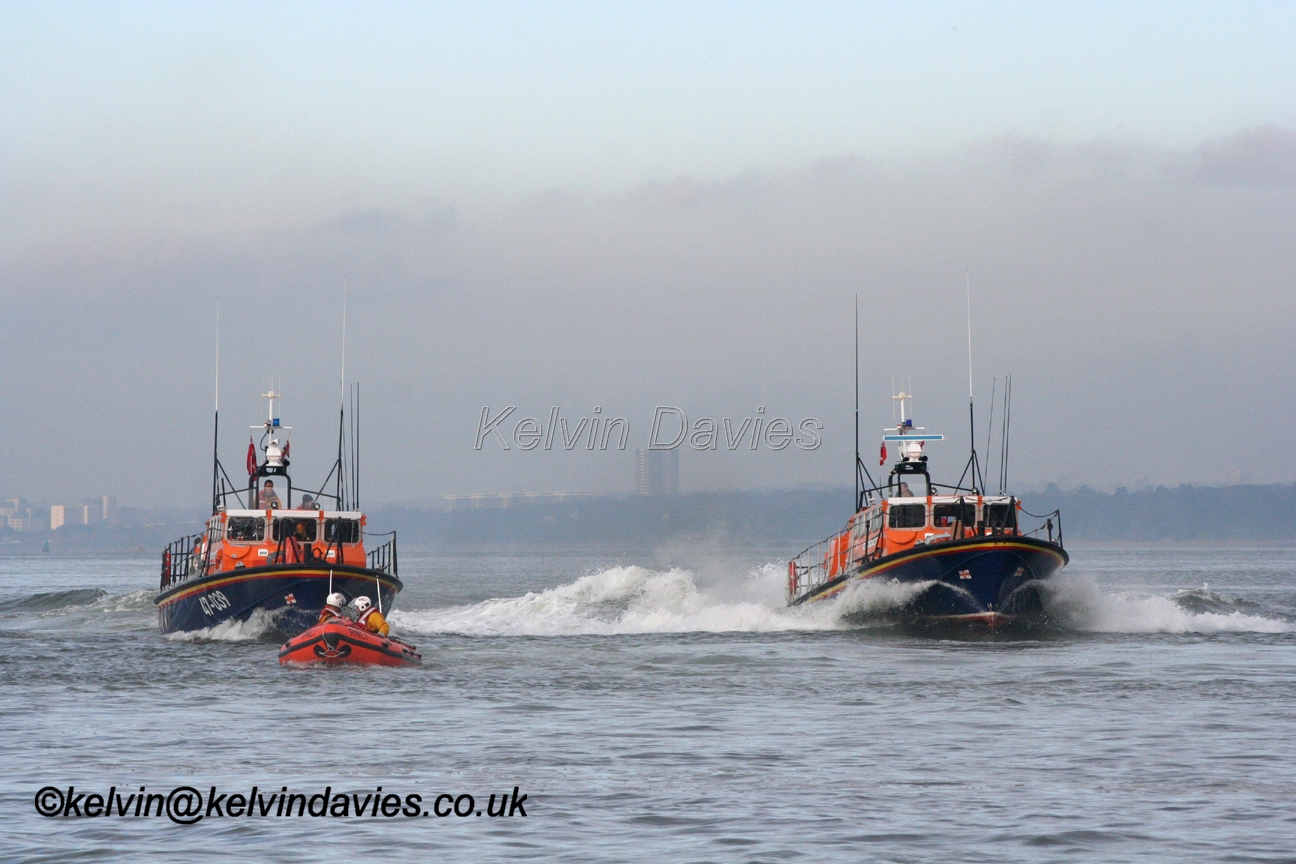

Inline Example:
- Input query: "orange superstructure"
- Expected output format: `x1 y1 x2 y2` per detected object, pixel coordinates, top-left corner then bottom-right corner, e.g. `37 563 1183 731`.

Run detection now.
187 508 370 583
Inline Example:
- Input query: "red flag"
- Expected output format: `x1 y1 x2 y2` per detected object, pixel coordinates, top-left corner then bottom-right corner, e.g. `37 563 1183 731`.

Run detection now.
246 439 258 476
283 441 290 461
879 443 887 466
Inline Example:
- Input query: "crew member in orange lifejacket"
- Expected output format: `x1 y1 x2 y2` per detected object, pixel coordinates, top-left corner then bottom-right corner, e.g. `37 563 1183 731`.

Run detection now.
352 596 389 636
319 592 347 624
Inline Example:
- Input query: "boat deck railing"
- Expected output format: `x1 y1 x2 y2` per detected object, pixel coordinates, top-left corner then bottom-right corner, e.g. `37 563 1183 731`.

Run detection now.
160 533 206 590
788 523 883 603
366 531 398 578
1019 507 1064 548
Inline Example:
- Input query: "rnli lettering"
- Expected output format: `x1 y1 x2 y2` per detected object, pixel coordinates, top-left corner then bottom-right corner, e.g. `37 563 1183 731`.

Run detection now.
198 591 231 616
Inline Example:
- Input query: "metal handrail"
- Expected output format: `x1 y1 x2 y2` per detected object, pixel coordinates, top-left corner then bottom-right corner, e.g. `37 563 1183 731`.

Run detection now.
160 533 205 590
787 513 882 602
1019 506 1064 549
365 531 398 578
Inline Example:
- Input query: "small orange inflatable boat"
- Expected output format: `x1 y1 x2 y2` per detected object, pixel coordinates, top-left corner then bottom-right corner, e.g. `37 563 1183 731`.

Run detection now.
278 618 422 667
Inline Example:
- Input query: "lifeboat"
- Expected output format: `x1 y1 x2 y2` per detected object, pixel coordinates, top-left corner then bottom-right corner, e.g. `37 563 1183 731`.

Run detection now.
786 389 1068 627
155 387 403 637
279 617 422 667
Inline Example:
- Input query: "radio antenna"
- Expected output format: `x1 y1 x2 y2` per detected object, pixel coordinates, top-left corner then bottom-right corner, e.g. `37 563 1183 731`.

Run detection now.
963 271 982 493
984 377 997 487
1001 374 1013 494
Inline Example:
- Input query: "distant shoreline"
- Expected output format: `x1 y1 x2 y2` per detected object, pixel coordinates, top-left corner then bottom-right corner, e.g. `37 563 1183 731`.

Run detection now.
5 483 1291 554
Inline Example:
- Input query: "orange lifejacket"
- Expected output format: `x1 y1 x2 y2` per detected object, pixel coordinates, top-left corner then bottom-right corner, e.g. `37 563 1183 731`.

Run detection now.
318 605 343 624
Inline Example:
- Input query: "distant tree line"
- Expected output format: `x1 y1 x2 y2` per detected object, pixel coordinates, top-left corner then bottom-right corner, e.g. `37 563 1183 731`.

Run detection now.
373 483 1296 547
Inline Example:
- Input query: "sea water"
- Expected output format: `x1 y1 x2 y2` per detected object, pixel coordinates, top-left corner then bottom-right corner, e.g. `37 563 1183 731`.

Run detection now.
2 546 1293 862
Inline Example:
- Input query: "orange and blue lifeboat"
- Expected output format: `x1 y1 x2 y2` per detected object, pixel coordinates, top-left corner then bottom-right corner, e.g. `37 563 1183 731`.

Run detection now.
155 508 401 636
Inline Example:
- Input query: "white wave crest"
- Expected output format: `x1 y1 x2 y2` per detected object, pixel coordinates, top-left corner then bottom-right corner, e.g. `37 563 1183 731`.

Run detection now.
390 563 925 637
93 589 158 613
165 607 286 642
1041 575 1293 634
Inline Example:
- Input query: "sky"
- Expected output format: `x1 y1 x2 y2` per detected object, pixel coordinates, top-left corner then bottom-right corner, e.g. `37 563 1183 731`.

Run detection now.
2 2 1295 508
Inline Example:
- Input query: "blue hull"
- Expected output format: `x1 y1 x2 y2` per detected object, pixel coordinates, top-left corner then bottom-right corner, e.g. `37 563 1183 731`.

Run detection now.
154 564 402 636
793 535 1068 625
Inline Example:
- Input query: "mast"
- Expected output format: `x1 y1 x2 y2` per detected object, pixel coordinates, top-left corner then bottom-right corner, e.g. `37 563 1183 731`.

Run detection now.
852 294 877 510
336 281 348 510
854 293 860 511
211 298 220 514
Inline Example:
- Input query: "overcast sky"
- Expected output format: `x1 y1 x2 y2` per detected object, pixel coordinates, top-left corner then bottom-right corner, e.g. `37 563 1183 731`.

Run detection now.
2 2 1294 508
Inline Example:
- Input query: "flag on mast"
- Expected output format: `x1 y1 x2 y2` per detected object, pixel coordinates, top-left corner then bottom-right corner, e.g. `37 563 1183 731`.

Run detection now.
879 443 887 466
246 439 258 475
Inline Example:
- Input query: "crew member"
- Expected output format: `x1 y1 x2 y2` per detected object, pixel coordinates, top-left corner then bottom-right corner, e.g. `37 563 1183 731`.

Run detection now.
319 592 347 624
352 596 389 636
260 480 283 509
298 494 319 510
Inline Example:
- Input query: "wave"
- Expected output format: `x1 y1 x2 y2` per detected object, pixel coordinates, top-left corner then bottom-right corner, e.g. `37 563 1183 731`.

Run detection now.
164 607 287 643
1040 575 1292 634
0 587 108 613
391 564 932 637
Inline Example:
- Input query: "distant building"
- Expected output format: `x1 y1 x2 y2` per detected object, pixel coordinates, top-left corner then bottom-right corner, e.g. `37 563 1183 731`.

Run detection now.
635 449 679 496
3 499 33 531
50 505 65 531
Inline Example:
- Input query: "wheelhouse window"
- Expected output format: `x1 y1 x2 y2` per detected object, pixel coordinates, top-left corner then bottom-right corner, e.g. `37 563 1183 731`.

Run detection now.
324 518 360 544
273 518 318 542
888 504 927 529
933 502 976 528
227 516 265 542
984 503 1017 531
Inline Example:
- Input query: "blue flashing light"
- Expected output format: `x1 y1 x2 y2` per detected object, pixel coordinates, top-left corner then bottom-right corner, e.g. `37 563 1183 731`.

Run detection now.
273 418 281 427
904 419 913 427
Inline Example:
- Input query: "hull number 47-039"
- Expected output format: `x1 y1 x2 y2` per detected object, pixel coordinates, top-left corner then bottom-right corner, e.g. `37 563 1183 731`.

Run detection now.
199 590 231 616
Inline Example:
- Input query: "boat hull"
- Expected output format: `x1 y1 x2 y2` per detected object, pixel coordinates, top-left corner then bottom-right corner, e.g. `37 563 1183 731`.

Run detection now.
154 564 402 637
279 619 422 667
791 535 1068 627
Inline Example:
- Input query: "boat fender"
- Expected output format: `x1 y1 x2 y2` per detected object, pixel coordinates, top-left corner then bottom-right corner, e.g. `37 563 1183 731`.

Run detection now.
787 560 796 596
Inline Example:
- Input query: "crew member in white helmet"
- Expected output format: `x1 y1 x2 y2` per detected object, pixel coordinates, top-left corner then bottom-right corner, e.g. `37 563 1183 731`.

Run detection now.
352 596 389 636
319 592 347 624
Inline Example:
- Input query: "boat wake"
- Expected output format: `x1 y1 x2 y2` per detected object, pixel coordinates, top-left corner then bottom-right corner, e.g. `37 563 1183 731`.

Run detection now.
394 564 941 637
1039 575 1293 634
391 564 1295 638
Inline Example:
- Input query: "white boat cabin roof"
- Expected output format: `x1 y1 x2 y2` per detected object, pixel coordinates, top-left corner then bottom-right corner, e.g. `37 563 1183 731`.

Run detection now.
871 494 1017 506
215 509 365 519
